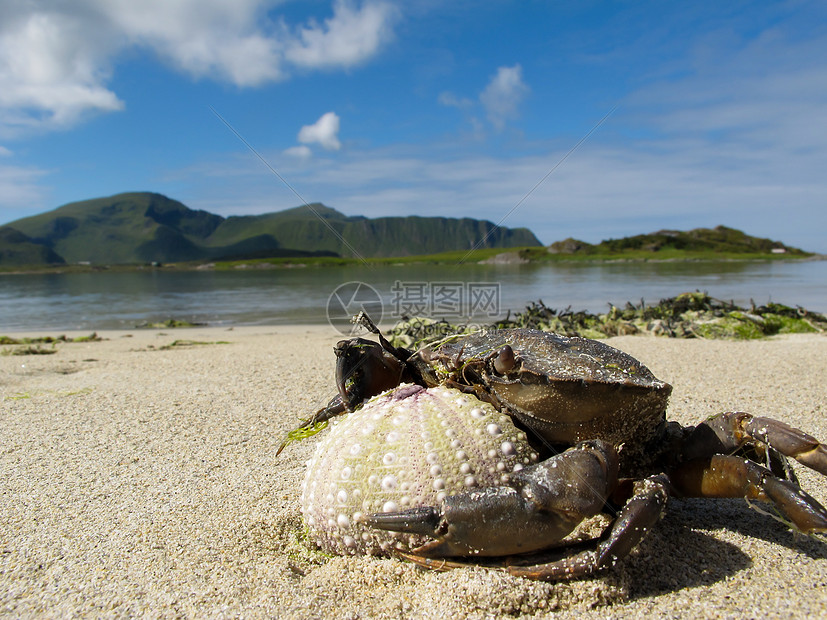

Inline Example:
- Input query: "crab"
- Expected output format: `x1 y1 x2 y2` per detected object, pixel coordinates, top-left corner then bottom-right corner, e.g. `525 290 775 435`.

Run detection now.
286 312 827 580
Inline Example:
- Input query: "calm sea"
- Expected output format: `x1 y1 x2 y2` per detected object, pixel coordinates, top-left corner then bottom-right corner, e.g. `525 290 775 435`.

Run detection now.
1 260 825 332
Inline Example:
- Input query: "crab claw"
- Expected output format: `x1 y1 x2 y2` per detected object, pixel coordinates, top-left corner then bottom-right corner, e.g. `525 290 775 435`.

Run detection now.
366 440 618 558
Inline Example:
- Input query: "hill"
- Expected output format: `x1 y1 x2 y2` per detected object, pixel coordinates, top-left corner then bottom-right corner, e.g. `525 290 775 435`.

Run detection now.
546 226 809 257
206 205 537 259
0 226 66 265
0 192 542 266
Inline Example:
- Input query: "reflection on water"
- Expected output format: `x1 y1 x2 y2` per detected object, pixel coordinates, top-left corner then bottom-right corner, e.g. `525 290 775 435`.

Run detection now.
1 260 825 331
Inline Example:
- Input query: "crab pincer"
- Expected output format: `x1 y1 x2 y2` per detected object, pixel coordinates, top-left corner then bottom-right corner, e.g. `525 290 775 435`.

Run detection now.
366 440 675 580
367 440 617 557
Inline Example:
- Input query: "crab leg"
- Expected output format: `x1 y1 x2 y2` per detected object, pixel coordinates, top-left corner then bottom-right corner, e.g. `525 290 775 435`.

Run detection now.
366 440 618 558
507 475 669 580
681 411 827 476
669 455 827 533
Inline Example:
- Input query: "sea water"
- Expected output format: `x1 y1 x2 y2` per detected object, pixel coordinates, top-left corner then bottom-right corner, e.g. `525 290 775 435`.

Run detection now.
1 260 825 332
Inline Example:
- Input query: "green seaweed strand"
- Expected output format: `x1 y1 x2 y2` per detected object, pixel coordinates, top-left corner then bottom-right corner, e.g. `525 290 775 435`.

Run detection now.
280 420 329 450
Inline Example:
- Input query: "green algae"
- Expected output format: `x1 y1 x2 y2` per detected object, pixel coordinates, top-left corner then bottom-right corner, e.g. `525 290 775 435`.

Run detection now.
388 292 826 347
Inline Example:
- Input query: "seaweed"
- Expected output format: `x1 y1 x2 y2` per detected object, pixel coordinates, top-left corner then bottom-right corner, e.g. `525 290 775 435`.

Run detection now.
1 345 58 356
277 420 329 453
157 339 229 350
0 333 101 345
134 319 206 329
387 292 826 348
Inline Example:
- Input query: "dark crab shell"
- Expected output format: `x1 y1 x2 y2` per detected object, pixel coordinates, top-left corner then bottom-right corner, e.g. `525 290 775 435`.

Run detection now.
413 329 673 453
301 383 538 555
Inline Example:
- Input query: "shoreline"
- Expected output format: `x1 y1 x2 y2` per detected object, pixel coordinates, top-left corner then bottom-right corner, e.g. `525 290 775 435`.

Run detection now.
2 327 826 617
1 252 824 277
0 323 338 339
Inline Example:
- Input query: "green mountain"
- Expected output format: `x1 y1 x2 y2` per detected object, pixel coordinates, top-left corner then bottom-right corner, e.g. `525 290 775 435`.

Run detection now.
0 226 65 265
547 226 808 256
4 193 222 264
206 204 538 258
0 192 542 266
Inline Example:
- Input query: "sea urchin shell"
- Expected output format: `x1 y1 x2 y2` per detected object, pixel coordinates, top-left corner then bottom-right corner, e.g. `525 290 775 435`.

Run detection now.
301 383 539 555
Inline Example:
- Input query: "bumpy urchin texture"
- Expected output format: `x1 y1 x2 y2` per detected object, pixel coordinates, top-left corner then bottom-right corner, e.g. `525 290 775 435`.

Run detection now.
301 383 539 555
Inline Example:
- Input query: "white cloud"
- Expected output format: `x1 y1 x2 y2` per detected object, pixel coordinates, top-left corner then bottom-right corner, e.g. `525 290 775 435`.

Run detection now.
438 91 473 110
0 146 12 156
284 144 312 159
0 162 49 218
0 1 397 134
298 112 342 151
0 9 124 131
479 64 529 130
97 0 288 86
440 65 530 133
286 0 397 69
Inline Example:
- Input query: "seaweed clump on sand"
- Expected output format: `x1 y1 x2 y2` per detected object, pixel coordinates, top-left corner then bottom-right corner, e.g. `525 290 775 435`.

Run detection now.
134 319 207 329
388 292 827 349
0 333 103 356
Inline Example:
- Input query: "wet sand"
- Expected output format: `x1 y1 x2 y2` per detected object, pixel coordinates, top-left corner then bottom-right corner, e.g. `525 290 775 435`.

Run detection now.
1 326 826 618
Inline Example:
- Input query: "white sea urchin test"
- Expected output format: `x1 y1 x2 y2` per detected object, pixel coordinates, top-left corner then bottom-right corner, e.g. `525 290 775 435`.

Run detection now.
301 383 538 555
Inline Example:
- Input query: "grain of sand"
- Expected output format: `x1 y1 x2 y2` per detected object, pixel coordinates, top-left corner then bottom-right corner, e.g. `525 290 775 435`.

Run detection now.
1 327 826 618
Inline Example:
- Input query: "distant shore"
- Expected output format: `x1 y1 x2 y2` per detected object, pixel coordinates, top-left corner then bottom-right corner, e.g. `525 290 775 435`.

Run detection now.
1 249 824 276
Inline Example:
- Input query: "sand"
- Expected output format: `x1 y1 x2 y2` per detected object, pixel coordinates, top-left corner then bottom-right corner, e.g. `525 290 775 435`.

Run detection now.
1 326 826 619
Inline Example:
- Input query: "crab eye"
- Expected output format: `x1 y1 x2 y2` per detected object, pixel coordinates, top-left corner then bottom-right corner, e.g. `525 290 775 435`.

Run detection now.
493 345 516 375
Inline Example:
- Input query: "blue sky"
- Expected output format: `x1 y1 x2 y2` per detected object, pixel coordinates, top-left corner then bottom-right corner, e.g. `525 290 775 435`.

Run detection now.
1 1 826 251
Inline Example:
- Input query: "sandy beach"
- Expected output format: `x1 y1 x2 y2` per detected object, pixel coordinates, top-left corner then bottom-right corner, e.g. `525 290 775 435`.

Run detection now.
1 326 826 618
